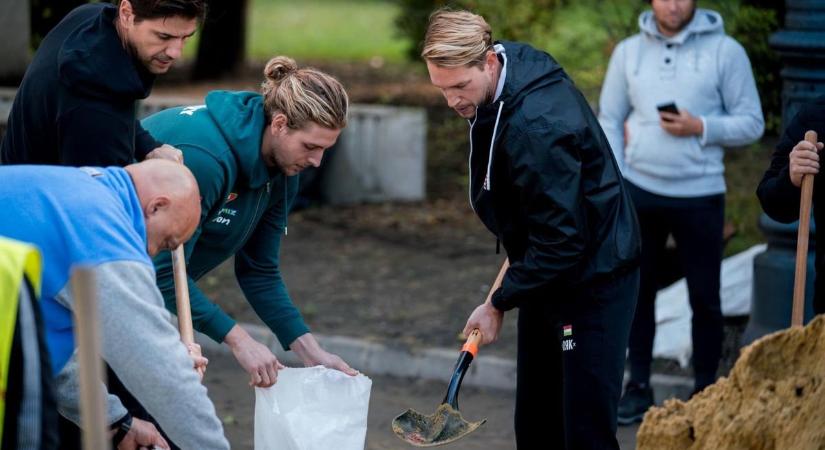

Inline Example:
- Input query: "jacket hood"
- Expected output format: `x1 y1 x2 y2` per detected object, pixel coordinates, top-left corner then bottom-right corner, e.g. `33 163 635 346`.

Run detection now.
58 3 154 100
470 41 568 194
204 90 272 189
487 40 567 116
639 8 724 44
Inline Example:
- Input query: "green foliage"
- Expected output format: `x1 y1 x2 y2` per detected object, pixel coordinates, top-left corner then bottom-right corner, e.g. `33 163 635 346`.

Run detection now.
723 143 774 255
30 0 100 49
394 0 450 59
720 4 782 135
245 0 408 62
394 0 563 59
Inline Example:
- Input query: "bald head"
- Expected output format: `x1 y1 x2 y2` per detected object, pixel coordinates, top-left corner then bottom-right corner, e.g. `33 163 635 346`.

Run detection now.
125 159 201 256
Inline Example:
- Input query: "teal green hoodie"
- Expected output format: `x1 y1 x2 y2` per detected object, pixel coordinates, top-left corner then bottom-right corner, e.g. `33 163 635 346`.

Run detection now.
142 91 308 348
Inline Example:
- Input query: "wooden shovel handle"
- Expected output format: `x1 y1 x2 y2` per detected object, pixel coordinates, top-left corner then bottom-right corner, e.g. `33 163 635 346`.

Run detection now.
792 130 818 327
172 245 195 344
71 268 110 450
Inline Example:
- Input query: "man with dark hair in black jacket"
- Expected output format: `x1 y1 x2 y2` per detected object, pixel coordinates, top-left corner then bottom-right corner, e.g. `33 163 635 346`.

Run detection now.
1 0 204 166
1 2 205 447
758 97 825 313
422 8 642 450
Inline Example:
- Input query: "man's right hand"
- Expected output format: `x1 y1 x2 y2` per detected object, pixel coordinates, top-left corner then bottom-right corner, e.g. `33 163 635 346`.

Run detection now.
789 139 824 187
117 417 169 450
225 325 284 387
463 302 503 346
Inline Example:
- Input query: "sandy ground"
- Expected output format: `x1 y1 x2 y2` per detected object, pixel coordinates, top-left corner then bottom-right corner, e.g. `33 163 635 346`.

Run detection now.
204 351 640 449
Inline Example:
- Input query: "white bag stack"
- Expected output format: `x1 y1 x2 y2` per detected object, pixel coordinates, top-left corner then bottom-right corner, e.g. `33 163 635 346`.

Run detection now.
254 366 372 450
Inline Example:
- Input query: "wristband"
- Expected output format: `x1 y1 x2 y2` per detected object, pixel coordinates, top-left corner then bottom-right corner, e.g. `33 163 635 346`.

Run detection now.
111 412 133 446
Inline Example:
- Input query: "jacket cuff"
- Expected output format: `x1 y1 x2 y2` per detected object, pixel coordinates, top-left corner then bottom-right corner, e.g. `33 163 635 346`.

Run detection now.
777 166 802 197
278 320 311 351
134 132 160 161
699 116 709 146
201 312 237 343
490 287 516 312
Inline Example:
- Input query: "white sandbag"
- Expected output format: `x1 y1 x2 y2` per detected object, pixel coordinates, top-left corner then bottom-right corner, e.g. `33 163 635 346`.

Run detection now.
255 366 372 450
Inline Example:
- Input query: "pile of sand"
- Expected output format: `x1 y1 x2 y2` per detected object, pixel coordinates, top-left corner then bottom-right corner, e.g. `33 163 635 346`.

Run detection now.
637 315 825 450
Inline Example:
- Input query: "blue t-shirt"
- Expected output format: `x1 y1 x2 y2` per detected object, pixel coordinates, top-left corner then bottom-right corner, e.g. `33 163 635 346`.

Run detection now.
0 165 151 373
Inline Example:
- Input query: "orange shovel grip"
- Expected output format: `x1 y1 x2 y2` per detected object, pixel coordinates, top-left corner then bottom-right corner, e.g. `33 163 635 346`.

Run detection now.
461 329 482 357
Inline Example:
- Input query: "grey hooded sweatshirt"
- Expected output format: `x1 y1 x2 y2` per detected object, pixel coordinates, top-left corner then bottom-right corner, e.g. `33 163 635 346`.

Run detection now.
598 8 764 197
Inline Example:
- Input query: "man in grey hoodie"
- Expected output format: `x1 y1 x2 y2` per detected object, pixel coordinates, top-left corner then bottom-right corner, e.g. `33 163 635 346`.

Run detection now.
598 0 764 424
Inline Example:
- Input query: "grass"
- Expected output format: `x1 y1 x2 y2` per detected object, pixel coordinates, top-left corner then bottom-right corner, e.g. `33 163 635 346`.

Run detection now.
723 143 774 256
183 0 409 62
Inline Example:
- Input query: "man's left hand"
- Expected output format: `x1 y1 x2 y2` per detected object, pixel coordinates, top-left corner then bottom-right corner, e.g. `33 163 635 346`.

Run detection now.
186 342 208 381
290 333 359 376
659 110 703 137
463 302 503 346
145 144 184 163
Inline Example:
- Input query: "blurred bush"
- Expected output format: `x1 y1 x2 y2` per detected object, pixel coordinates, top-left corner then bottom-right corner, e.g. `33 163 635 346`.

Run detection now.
717 2 782 134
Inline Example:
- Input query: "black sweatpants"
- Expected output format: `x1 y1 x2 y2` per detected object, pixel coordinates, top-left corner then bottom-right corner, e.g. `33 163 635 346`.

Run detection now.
625 182 724 391
57 366 179 449
515 268 638 450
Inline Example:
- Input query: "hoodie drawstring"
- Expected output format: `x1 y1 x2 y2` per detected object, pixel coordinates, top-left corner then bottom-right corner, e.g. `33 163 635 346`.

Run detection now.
281 175 288 235
467 111 479 211
484 101 505 191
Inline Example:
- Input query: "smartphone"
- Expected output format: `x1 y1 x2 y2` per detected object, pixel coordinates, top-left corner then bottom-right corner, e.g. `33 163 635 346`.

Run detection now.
656 102 679 118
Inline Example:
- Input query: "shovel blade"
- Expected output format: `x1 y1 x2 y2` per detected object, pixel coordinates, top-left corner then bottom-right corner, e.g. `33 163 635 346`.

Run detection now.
391 404 486 447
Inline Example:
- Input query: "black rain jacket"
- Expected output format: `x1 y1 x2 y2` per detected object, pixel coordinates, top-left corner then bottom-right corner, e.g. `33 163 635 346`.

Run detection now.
470 41 641 311
1 3 160 166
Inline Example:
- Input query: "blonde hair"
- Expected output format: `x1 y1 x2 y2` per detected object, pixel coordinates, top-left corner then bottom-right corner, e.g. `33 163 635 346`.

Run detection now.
261 56 348 130
421 8 493 68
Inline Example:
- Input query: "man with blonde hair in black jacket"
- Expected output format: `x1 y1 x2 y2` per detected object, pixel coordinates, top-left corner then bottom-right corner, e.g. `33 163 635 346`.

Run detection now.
422 8 642 449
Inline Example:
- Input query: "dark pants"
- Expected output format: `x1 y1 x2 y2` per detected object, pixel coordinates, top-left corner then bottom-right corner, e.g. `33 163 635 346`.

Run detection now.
626 182 724 391
57 366 179 449
515 268 639 450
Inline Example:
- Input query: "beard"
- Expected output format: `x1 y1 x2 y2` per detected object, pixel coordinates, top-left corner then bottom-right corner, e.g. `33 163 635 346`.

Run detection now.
124 38 172 75
657 7 696 35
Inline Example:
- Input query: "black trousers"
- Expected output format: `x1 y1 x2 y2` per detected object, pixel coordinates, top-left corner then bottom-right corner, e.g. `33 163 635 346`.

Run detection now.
57 366 179 449
515 268 639 450
626 182 725 390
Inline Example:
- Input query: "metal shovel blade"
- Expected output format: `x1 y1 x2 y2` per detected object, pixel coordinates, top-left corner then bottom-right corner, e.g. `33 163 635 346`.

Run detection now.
391 403 486 447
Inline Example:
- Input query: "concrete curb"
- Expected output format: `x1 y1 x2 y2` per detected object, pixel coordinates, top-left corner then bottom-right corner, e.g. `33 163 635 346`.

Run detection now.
197 322 694 396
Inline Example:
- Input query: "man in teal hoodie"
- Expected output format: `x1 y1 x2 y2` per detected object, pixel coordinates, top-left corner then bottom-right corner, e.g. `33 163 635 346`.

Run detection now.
144 56 356 386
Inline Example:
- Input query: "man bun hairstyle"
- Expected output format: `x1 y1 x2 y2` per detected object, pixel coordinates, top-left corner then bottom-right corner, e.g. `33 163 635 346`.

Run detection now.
421 8 493 68
260 56 349 131
121 0 207 23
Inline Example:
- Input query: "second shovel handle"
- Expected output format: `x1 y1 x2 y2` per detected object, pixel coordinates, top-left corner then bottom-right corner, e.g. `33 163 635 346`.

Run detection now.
172 245 195 344
792 130 818 327
461 329 482 357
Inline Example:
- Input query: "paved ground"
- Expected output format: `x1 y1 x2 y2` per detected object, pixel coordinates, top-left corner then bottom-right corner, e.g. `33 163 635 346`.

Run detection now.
204 352 640 449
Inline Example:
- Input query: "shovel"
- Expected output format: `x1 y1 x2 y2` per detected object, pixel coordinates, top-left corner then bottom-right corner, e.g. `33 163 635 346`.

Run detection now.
391 329 487 447
791 130 819 327
171 244 204 378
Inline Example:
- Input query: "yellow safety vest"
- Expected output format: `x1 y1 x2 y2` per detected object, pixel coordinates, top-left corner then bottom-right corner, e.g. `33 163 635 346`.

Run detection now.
0 236 42 444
